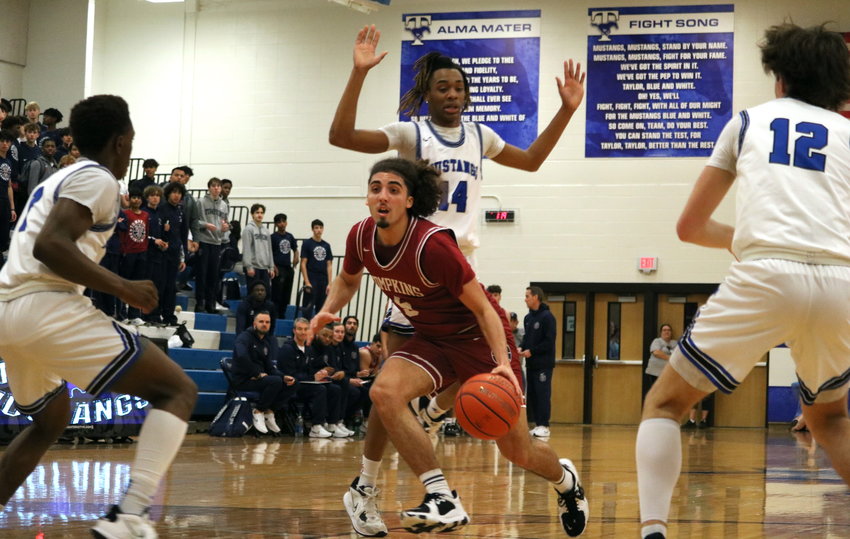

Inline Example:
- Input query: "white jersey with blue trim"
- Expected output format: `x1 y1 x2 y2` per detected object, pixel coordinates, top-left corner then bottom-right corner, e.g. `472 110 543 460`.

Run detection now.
708 98 850 264
381 120 506 255
0 158 121 299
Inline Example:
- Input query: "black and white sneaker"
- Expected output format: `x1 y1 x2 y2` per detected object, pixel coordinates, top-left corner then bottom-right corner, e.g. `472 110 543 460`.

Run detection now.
91 505 158 538
556 458 589 536
400 490 469 534
418 406 448 438
343 477 388 537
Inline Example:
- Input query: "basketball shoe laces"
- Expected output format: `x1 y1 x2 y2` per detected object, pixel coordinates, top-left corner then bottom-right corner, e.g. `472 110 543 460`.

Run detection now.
356 485 384 526
557 469 587 536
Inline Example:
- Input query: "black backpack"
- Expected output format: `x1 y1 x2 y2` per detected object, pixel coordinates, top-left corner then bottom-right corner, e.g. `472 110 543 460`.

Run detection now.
209 397 253 437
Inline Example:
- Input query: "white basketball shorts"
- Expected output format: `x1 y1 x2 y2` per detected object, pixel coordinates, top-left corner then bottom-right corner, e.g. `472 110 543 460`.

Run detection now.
670 259 850 404
0 291 142 415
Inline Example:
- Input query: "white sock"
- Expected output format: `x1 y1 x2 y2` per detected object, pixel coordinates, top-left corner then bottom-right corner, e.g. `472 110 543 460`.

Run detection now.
358 456 382 488
642 523 668 538
420 469 452 497
552 464 575 494
120 409 188 515
426 398 448 421
636 417 681 525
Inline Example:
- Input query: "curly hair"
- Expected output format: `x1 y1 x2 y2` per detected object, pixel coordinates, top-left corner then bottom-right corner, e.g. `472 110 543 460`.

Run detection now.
369 158 442 219
69 95 132 155
398 52 471 118
760 23 850 110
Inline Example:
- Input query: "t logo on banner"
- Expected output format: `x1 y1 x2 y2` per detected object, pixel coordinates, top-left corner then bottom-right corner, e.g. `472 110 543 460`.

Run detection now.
404 15 432 46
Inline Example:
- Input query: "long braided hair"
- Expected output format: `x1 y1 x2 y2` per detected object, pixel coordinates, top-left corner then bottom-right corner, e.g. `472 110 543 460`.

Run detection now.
398 52 472 118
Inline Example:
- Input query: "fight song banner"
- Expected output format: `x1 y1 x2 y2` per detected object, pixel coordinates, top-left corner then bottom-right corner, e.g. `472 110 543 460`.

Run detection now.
585 5 734 158
400 10 540 149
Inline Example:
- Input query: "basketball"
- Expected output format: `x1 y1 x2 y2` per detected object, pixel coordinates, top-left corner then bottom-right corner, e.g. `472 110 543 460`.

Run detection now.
455 373 522 440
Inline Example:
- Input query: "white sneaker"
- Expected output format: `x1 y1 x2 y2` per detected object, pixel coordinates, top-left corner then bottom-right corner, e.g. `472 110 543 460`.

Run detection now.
129 318 145 326
336 421 354 437
91 505 158 538
215 302 228 311
556 458 589 537
264 412 281 434
309 424 332 438
418 406 448 438
532 426 551 438
252 411 268 434
400 490 469 534
327 423 349 438
344 477 388 537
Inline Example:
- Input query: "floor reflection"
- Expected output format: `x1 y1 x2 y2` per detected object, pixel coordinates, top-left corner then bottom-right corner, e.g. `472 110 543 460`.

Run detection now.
0 425 848 537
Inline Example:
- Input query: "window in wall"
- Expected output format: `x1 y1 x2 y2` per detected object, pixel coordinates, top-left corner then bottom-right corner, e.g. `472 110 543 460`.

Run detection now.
563 301 576 358
607 302 621 359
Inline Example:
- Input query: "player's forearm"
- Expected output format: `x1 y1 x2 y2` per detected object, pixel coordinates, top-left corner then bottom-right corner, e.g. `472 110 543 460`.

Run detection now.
523 106 575 171
329 68 368 148
678 219 734 250
476 308 510 366
34 237 129 297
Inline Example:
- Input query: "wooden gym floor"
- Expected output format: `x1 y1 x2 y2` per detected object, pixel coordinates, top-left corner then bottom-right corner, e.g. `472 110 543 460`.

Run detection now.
1 424 847 538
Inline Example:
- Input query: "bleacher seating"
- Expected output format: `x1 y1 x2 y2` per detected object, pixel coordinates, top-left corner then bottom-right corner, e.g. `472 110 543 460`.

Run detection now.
161 303 300 419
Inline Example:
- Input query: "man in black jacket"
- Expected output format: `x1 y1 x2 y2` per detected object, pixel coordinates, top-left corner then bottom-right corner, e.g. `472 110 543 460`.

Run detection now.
278 318 345 438
519 286 557 438
232 311 293 434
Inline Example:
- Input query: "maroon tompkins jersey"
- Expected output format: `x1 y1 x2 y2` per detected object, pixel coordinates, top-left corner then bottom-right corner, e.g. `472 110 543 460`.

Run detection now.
344 216 510 340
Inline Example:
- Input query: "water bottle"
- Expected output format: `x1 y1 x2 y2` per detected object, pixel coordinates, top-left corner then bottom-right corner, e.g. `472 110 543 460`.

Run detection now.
294 413 304 437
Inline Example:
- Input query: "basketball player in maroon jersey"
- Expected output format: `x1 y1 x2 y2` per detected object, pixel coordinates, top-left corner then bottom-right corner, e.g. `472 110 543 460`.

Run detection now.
310 158 588 536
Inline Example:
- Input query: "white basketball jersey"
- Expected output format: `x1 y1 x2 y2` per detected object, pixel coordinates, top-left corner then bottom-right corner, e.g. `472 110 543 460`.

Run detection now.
708 98 850 264
0 159 121 299
383 120 504 255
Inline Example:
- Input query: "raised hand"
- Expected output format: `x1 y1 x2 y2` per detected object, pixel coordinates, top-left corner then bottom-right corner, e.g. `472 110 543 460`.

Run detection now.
353 24 388 71
556 59 586 112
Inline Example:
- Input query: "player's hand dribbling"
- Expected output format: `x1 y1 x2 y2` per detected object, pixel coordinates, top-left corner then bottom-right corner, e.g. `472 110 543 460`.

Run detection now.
353 25 388 72
490 363 524 404
120 280 158 313
556 59 586 112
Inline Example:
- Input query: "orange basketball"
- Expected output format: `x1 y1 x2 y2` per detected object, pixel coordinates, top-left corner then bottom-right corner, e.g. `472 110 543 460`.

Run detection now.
455 373 522 440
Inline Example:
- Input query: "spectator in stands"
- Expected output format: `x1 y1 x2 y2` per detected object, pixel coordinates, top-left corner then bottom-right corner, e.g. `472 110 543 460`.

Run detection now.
0 130 17 260
242 203 275 292
236 280 278 335
58 154 75 169
311 324 354 437
142 185 168 325
24 102 45 132
486 284 502 304
510 312 525 345
194 177 230 313
271 213 298 315
24 138 58 195
40 107 62 142
159 182 188 326
116 189 150 324
92 222 122 319
278 318 345 438
129 158 159 193
358 333 384 378
220 178 232 202
0 100 9 124
337 318 371 426
19 123 41 166
231 311 292 434
300 218 333 319
54 128 72 160
69 144 81 160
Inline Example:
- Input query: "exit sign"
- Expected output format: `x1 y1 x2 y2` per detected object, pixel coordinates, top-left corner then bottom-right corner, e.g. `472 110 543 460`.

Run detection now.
638 257 658 273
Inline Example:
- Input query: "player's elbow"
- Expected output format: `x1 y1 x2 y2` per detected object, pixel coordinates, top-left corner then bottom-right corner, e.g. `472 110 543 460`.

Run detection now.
32 235 57 266
676 217 699 243
328 127 352 149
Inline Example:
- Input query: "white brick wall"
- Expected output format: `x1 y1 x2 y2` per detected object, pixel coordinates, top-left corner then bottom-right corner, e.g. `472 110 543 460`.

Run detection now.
12 0 849 317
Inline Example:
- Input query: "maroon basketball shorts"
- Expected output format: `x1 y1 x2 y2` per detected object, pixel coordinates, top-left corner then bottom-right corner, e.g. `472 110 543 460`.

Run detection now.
392 333 522 394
